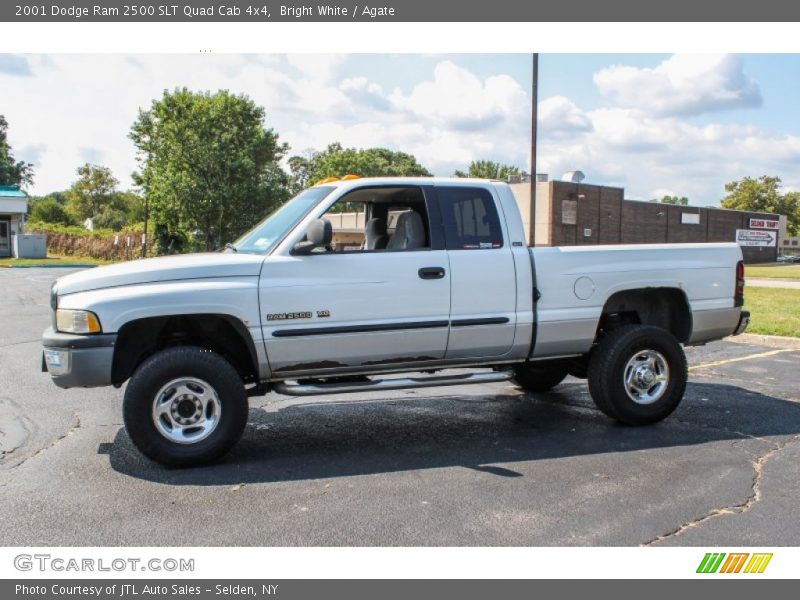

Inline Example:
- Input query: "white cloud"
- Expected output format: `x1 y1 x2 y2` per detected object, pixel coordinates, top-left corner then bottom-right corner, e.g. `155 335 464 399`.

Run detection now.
594 54 762 117
651 188 678 199
1 55 357 194
4 53 796 208
338 77 390 111
283 119 496 176
1 55 532 194
282 60 532 176
538 96 592 138
532 54 800 203
537 105 800 203
285 54 345 82
388 60 529 132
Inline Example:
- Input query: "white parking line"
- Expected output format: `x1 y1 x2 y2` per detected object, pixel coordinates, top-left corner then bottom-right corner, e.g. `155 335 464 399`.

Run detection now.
689 349 795 372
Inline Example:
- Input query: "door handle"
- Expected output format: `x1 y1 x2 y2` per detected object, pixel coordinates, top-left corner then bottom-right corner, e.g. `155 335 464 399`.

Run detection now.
418 267 446 280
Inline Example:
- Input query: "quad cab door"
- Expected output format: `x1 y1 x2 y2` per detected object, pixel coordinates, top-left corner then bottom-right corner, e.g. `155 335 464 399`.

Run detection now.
261 185 452 378
436 184 518 359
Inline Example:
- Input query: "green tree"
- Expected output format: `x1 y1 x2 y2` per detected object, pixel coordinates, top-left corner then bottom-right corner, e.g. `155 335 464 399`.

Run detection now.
93 191 145 230
117 190 146 224
454 160 520 180
130 88 289 251
65 164 119 222
0 115 34 189
28 195 74 225
659 195 689 206
288 142 431 191
721 175 799 235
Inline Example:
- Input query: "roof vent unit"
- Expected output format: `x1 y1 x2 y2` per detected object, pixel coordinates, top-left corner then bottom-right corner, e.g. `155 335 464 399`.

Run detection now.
562 170 585 183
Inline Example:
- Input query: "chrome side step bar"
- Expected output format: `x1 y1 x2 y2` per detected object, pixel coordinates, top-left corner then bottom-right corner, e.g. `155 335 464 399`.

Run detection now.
273 370 514 397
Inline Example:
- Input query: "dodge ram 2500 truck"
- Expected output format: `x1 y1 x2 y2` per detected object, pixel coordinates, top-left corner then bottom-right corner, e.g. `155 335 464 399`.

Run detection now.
42 177 750 466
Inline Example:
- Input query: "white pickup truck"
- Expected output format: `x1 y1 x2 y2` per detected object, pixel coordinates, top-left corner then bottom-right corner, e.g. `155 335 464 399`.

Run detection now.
42 177 749 466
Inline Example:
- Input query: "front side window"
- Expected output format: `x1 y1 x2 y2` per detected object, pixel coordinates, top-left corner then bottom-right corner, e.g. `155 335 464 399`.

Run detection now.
318 187 432 253
232 186 335 254
438 187 504 250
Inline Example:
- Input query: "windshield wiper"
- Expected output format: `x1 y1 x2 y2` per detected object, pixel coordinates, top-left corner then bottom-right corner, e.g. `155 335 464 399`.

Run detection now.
224 243 238 253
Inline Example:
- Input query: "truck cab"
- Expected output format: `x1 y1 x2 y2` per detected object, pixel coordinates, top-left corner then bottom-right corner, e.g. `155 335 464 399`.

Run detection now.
250 179 532 377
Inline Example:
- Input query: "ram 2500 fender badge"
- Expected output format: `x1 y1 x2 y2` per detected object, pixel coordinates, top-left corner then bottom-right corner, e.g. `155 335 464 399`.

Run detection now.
266 311 312 321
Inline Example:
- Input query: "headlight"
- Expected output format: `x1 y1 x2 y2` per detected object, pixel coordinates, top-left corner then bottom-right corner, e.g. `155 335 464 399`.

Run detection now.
56 309 102 334
50 282 59 310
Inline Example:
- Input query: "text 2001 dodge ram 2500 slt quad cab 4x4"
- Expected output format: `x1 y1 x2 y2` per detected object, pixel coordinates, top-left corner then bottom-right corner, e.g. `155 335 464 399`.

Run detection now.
42 178 750 466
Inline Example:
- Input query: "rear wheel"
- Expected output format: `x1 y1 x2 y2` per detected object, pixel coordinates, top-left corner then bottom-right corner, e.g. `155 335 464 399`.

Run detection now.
123 346 248 467
512 360 569 393
588 325 687 425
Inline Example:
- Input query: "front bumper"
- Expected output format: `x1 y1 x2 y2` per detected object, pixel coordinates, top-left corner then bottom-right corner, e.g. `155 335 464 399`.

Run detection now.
41 327 117 388
733 310 750 336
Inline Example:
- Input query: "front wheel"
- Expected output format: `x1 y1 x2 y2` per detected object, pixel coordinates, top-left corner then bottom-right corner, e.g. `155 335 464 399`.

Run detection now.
123 346 249 467
588 325 687 425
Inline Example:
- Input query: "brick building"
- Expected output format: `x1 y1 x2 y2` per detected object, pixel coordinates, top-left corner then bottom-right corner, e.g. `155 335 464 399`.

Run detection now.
511 181 782 264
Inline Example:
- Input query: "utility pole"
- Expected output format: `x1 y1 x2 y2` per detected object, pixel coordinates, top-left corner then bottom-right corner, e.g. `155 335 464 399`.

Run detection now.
141 183 149 259
529 53 539 247
141 144 151 259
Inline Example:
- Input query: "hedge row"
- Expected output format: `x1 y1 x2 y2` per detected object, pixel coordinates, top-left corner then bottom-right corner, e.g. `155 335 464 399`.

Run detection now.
26 221 153 261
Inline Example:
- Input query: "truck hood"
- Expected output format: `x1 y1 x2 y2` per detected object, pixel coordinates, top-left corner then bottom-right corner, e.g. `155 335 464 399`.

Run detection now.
55 252 265 296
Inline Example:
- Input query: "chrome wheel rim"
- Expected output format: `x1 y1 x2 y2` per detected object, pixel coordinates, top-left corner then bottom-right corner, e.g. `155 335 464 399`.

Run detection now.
152 377 221 444
623 349 669 405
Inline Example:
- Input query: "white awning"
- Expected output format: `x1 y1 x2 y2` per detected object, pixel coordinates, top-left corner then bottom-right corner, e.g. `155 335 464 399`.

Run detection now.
0 198 28 214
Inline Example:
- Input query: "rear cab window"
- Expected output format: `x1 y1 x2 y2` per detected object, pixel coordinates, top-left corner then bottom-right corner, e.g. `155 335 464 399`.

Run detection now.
437 186 504 250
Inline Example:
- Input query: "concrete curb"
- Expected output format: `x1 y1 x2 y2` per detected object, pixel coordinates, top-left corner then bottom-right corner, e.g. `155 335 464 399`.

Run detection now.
747 278 800 289
727 333 800 349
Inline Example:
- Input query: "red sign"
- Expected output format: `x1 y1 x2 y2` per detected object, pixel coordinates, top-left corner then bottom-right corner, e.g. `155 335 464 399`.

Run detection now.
749 218 779 229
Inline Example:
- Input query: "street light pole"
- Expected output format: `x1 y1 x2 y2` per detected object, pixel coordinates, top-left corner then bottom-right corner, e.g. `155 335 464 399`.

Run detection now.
529 53 539 247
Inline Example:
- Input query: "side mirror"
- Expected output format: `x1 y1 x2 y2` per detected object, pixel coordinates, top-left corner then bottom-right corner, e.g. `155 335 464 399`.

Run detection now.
292 218 333 255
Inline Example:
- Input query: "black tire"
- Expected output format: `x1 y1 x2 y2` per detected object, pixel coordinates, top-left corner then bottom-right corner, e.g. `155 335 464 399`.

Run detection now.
123 346 248 467
512 360 569 393
588 325 687 425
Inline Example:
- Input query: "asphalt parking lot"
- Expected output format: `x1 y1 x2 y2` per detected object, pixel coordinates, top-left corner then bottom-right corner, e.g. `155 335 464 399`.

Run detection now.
1 267 799 546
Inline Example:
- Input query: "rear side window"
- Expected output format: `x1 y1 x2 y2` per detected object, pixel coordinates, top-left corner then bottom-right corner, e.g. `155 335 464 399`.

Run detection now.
438 187 504 250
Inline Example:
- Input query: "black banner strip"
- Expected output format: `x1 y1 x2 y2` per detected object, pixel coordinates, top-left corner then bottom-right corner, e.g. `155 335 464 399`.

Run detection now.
4 1 800 22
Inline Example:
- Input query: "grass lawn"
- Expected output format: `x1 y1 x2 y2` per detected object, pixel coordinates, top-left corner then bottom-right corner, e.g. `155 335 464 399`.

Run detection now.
746 264 800 280
744 287 800 337
0 254 112 267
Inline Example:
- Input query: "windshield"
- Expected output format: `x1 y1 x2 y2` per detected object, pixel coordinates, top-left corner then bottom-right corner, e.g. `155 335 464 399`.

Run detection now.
231 186 335 253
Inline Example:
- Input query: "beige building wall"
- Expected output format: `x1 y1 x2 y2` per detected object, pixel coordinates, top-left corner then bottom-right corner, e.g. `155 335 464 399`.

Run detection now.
780 236 799 254
325 211 366 231
509 182 552 245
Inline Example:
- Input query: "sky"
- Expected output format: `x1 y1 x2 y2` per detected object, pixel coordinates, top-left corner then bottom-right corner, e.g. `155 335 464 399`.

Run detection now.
1 53 799 205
